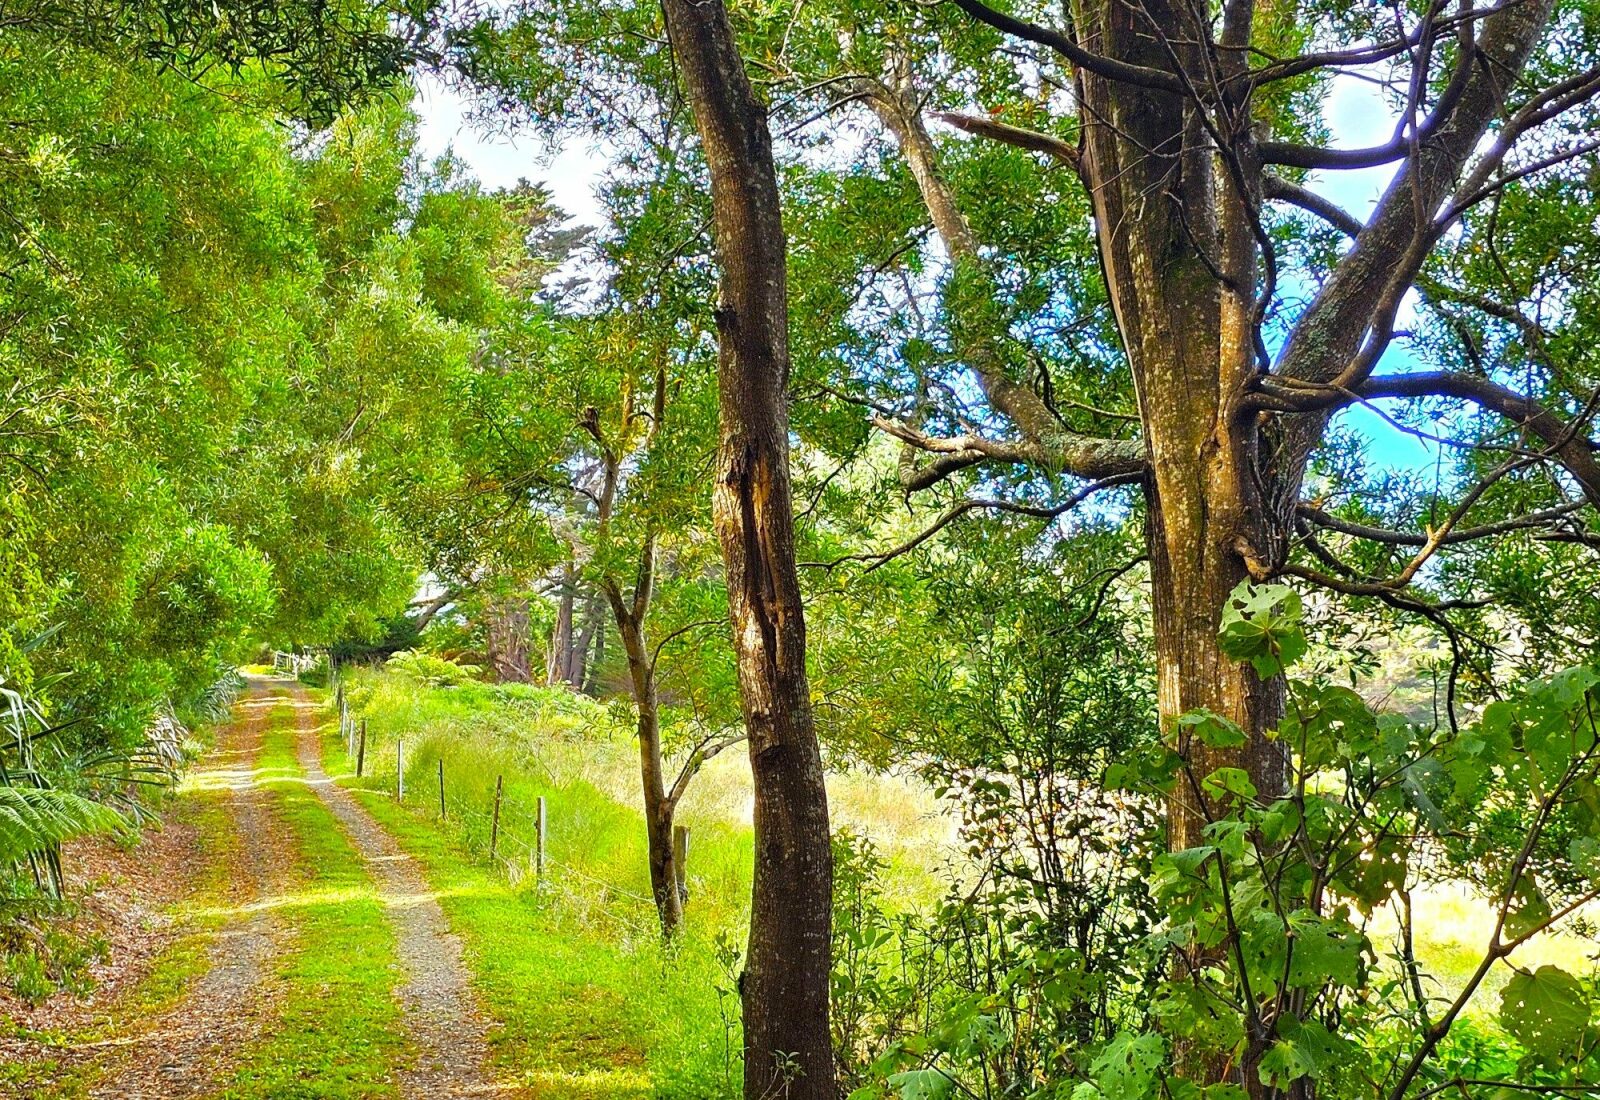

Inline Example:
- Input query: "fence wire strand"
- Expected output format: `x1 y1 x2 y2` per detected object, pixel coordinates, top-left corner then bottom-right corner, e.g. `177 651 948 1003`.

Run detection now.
340 719 661 936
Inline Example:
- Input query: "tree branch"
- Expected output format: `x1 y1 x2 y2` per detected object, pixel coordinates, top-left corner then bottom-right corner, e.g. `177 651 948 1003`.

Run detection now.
945 0 1185 93
804 472 1143 572
1359 372 1600 506
1261 174 1362 237
933 110 1079 169
1297 500 1588 547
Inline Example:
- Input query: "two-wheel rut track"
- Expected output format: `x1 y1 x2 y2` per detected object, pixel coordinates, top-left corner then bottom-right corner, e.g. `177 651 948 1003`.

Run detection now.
90 681 293 1100
5 677 509 1100
284 681 502 1098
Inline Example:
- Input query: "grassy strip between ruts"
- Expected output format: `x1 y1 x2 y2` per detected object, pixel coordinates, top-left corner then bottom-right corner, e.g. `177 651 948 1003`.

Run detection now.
213 696 407 1100
316 691 741 1100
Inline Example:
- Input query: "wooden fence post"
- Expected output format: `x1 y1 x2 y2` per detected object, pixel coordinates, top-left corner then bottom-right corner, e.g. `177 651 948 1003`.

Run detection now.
396 739 405 802
437 758 447 821
356 719 367 778
673 824 690 904
489 775 504 863
536 796 547 880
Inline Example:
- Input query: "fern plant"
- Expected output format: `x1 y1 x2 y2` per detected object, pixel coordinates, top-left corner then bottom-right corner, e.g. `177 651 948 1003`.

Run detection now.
0 786 125 867
0 662 131 895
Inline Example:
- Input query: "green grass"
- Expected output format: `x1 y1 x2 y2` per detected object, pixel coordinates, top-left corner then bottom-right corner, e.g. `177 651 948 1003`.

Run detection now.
338 672 758 938
322 680 741 1099
0 712 263 1097
215 699 408 1100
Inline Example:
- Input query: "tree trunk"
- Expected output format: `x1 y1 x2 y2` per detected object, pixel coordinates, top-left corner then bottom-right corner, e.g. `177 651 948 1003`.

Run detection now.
662 2 835 1096
485 595 533 683
611 600 684 938
571 591 605 690
1070 4 1284 1090
1069 0 1287 853
583 611 605 695
545 570 576 687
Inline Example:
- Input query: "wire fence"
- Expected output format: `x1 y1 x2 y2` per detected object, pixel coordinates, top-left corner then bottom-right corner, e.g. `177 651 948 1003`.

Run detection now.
315 683 664 940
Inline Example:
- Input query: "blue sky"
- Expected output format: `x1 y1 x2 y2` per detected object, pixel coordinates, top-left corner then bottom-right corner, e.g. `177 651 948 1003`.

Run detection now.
1312 79 1437 476
414 70 1437 478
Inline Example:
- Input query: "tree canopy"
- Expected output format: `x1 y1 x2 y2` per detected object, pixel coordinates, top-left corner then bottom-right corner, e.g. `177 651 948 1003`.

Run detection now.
5 0 1600 1097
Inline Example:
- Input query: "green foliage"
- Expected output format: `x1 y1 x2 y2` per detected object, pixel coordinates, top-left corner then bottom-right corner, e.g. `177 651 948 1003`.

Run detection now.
0 788 126 869
1079 588 1600 1098
1500 966 1595 1060
384 649 483 687
1217 582 1307 679
0 24 544 766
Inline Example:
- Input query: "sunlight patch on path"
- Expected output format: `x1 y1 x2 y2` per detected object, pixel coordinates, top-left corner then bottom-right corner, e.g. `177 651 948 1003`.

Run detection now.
86 679 295 1100
286 684 513 1098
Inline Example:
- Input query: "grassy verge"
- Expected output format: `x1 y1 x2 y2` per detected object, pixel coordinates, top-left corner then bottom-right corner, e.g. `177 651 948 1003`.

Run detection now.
322 683 741 1099
215 697 408 1100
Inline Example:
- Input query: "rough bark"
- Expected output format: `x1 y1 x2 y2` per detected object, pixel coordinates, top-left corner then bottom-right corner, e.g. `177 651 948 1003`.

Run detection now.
662 0 835 1095
484 595 533 684
862 0 1576 1090
582 611 605 695
836 0 1588 1092
1067 0 1287 853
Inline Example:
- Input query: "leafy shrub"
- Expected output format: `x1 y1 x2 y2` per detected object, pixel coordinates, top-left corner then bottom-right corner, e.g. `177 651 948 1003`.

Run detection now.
384 649 482 688
853 583 1600 1099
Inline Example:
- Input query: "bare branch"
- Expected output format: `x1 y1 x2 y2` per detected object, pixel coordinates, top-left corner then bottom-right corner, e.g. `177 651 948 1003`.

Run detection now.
933 110 1078 169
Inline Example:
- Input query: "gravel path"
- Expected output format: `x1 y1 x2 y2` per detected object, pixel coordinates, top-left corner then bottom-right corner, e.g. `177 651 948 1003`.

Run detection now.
89 679 294 1100
285 683 502 1098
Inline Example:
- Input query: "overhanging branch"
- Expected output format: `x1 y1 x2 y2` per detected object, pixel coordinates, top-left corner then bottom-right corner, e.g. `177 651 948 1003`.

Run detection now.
804 471 1144 572
946 0 1185 93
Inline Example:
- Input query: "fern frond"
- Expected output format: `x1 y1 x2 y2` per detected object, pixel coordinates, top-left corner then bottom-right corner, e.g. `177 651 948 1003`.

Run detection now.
0 785 128 867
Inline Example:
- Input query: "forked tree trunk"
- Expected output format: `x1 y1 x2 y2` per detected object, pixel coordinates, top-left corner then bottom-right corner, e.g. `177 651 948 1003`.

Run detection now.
662 1 835 1095
865 37 1287 852
611 601 684 938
